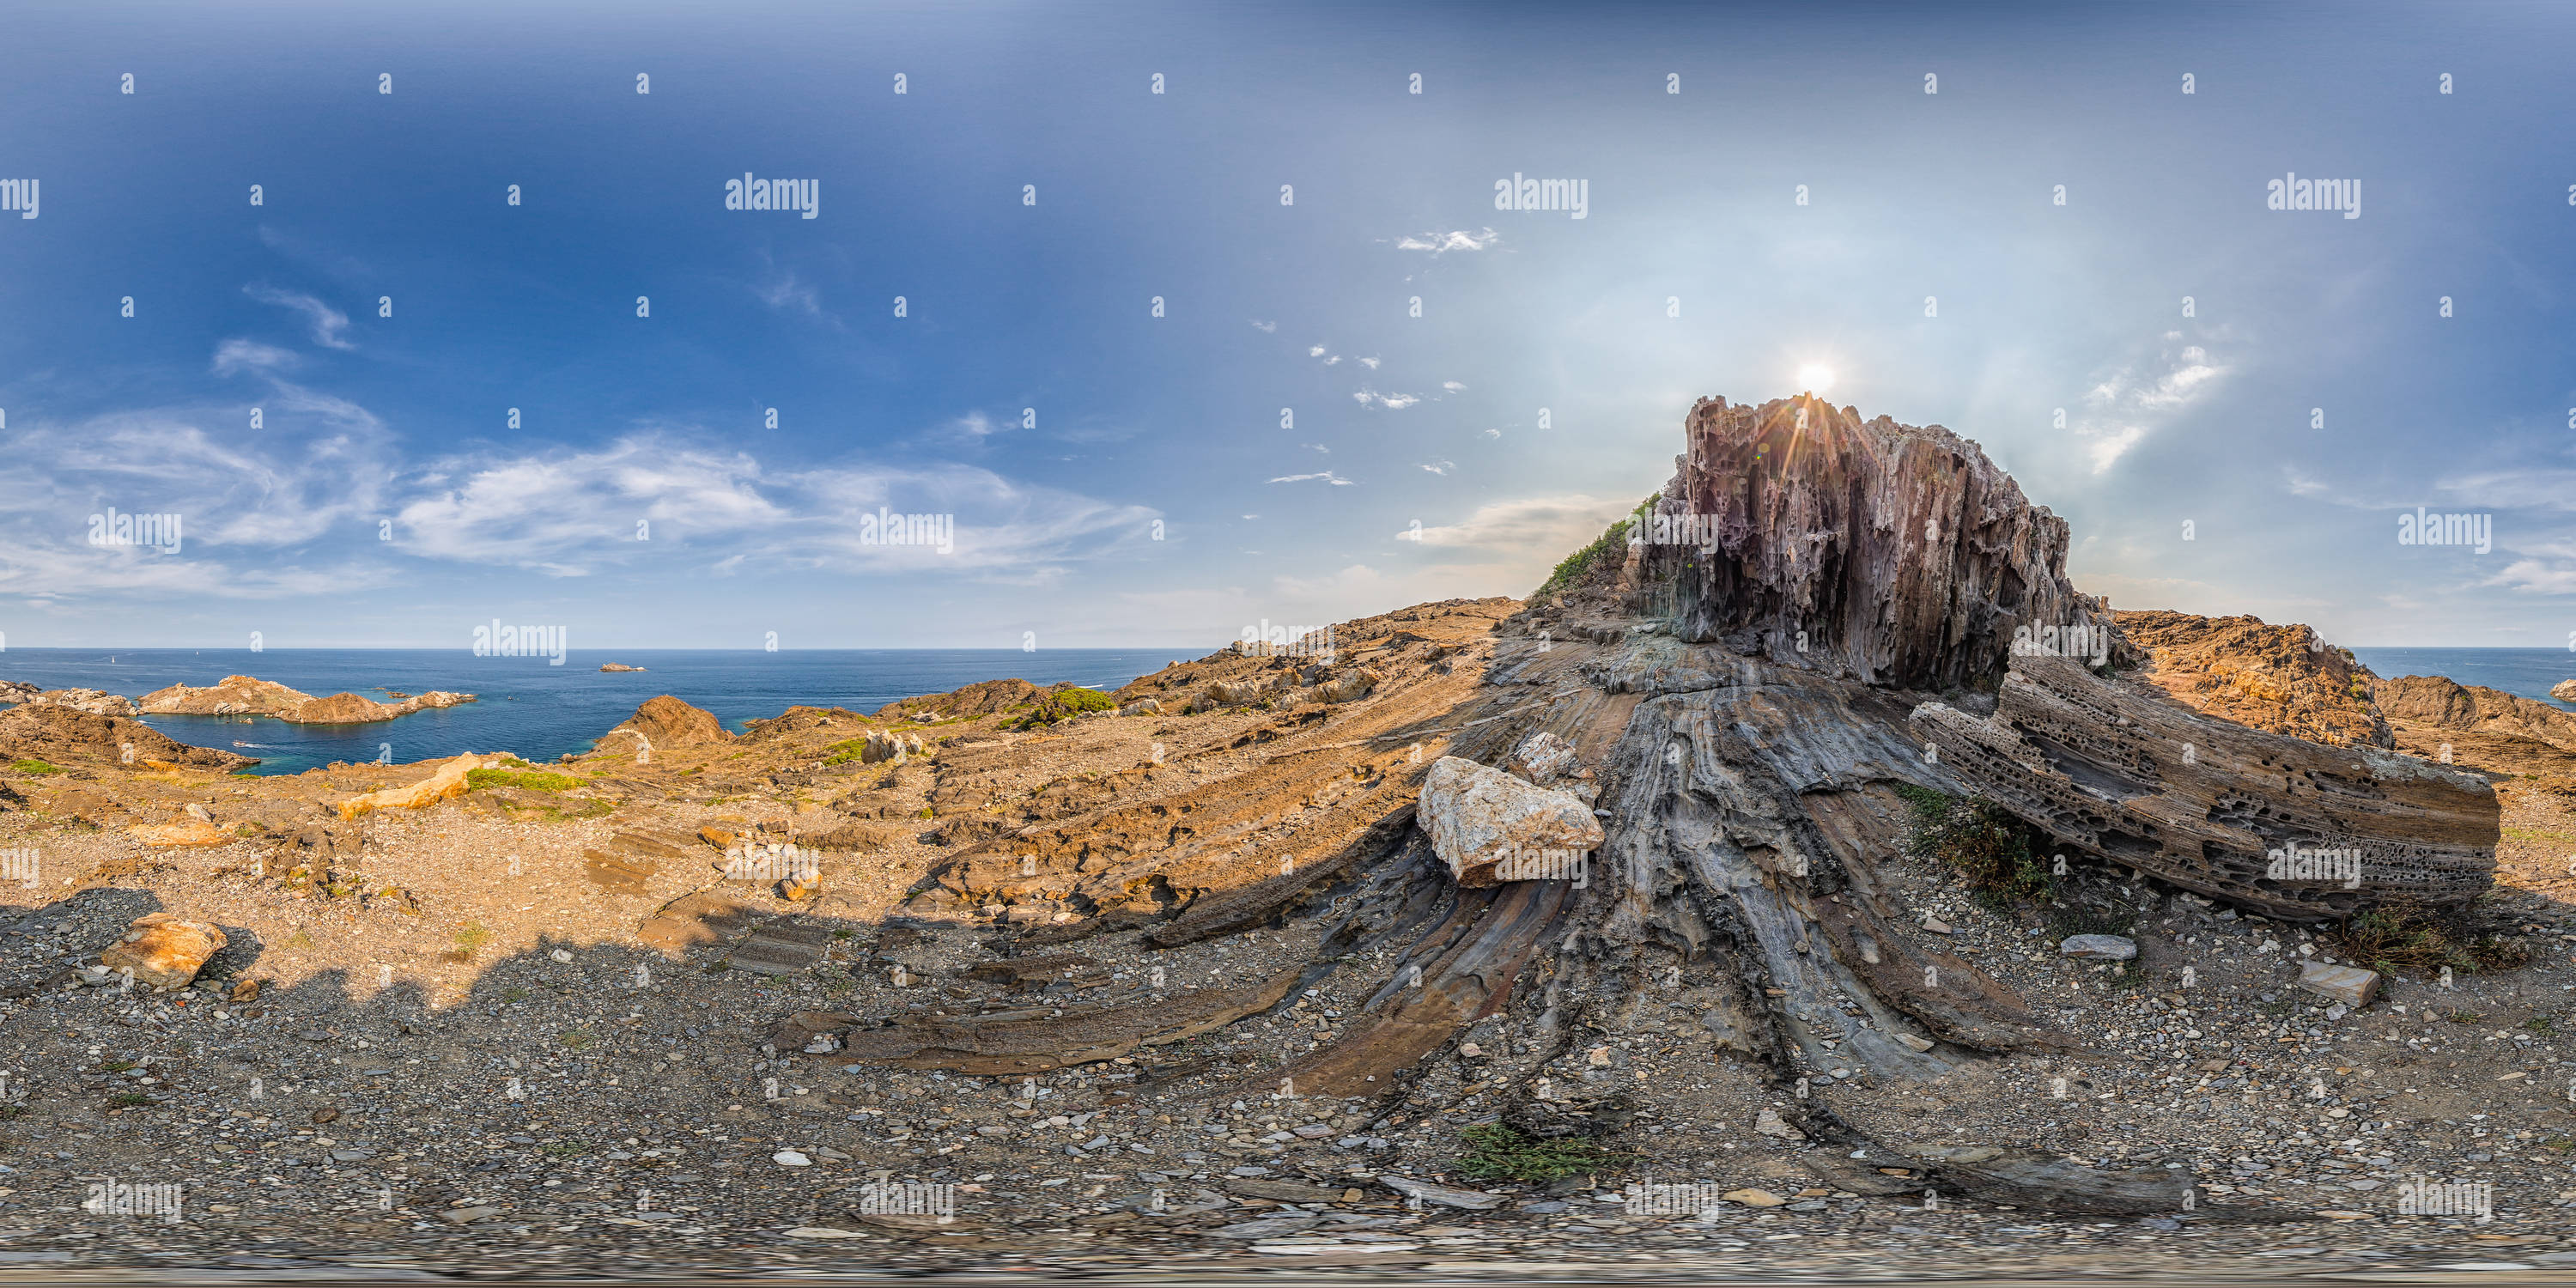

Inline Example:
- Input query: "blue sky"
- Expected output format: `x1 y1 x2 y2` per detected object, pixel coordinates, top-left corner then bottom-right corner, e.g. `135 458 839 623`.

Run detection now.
3 0 2573 650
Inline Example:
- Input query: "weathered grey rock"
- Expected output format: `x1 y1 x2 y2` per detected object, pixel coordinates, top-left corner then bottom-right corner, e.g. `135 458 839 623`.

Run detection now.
1914 651 2497 921
1617 396 2135 691
1417 756 1602 887
2296 961 2383 1006
2059 934 2137 961
1377 1175 1504 1210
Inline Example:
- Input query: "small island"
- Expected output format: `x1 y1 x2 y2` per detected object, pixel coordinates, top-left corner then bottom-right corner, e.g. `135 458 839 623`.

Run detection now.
140 675 476 724
599 663 648 672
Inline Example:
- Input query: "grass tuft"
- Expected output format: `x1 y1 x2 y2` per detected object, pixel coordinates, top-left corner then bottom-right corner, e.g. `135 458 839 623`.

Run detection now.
1453 1121 1619 1182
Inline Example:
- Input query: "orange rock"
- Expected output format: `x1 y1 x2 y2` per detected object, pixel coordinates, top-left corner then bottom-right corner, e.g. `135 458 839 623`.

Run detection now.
129 820 229 848
100 913 228 989
336 752 500 820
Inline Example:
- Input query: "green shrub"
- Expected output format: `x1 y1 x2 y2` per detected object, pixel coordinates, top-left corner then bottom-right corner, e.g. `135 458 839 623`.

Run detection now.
1006 687 1118 730
1895 785 2050 908
11 759 63 775
1535 495 1660 598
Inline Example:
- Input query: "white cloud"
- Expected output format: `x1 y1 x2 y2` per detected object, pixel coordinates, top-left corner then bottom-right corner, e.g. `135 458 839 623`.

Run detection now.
1419 459 1455 475
1308 344 1327 357
1358 357 1380 370
1250 319 1277 332
1480 428 1503 439
1352 388 1419 410
2073 336 2230 475
1442 380 1465 392
1269 471 1355 486
1406 494 1631 553
1392 228 1500 255
212 339 299 375
244 284 355 350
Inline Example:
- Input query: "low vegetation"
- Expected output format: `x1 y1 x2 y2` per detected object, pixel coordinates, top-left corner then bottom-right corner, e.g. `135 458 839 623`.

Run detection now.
1006 687 1118 730
10 760 63 775
1453 1122 1619 1182
1535 495 1660 598
465 767 585 793
2328 898 2530 976
1894 784 2051 908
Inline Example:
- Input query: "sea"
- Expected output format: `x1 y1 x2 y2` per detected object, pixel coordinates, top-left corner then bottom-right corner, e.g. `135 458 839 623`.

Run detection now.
3 645 2565 778
0 648 1198 776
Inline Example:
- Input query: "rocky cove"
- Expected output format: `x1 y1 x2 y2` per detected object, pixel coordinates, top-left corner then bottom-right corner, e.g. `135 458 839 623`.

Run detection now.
2 396 2574 1278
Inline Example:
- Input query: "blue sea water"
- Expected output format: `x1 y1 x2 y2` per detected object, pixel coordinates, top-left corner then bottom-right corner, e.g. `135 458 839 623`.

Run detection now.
2347 647 2576 712
0 648 1195 776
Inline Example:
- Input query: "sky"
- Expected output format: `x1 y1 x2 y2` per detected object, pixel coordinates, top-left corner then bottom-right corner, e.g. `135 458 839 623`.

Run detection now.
2 0 2573 650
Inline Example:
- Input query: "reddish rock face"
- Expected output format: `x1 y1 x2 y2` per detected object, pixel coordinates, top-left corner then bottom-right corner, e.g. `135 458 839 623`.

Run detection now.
1631 395 2129 693
612 695 735 749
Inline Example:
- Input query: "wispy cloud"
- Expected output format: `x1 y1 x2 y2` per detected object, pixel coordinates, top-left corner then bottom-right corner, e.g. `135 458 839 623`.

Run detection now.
2073 334 2227 474
244 284 355 350
1419 459 1455 475
1352 388 1418 410
1270 471 1355 486
1393 228 1500 255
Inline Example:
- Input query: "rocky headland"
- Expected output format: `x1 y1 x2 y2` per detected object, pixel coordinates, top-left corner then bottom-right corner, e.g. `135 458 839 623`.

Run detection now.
1 394 2572 1279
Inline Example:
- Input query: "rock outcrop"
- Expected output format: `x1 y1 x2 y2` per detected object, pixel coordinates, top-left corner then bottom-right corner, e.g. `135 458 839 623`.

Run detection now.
2377 673 2576 753
2113 610 2392 748
1914 652 2496 920
336 751 509 820
1601 395 2133 692
21 688 141 718
0 702 256 772
606 696 734 751
0 680 38 706
2554 678 2576 704
139 675 475 724
1417 756 1604 886
599 663 647 672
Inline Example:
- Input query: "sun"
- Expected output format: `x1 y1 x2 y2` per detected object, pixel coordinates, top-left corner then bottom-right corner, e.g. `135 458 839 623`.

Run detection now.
1796 364 1835 395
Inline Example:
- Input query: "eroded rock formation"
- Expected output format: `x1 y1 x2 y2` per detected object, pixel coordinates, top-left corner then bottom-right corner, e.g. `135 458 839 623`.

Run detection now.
1622 395 2132 692
2377 673 2576 752
1913 652 2495 920
141 675 476 723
